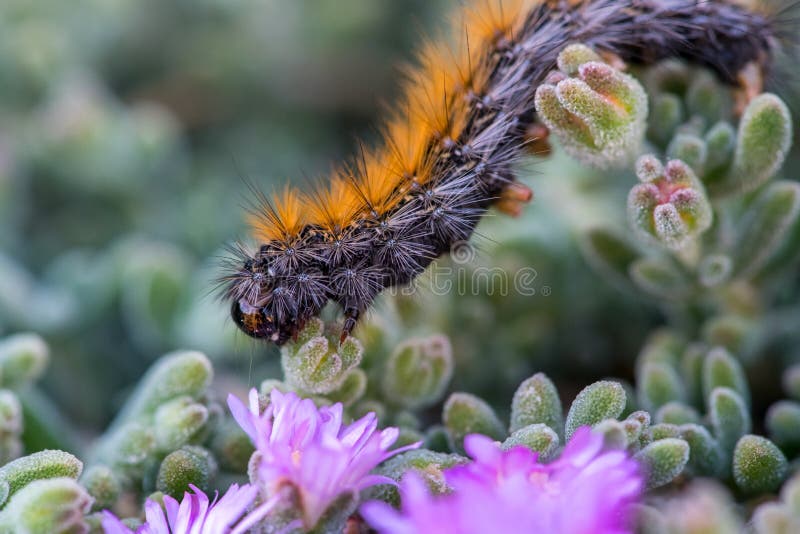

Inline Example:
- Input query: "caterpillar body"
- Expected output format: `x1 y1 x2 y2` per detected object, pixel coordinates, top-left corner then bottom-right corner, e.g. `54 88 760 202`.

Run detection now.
223 0 783 345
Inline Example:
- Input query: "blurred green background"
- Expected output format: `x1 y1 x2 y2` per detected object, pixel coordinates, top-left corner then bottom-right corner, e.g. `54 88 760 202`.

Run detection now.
0 0 457 431
1 0 797 445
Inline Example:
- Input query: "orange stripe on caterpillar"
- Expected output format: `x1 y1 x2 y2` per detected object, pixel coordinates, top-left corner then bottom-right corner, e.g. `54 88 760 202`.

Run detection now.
224 0 782 346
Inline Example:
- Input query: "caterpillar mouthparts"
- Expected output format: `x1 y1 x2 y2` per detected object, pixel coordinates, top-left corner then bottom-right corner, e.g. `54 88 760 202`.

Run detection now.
222 0 781 346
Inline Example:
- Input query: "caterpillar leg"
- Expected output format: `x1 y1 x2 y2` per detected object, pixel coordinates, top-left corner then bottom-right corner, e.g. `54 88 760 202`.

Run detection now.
340 308 360 344
735 62 765 115
496 182 533 218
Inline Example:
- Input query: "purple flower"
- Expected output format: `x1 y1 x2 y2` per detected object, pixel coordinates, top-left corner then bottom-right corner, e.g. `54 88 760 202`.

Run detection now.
101 483 276 534
227 388 419 529
361 427 643 534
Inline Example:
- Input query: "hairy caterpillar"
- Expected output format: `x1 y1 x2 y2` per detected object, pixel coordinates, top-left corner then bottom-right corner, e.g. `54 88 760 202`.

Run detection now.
222 0 786 345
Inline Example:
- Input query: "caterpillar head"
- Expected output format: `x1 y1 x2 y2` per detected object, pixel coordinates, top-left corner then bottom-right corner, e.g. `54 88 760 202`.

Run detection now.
222 248 302 345
230 297 294 345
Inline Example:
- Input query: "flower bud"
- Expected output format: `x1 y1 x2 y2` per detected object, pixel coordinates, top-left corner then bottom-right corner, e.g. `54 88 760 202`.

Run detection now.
535 44 647 168
628 156 712 249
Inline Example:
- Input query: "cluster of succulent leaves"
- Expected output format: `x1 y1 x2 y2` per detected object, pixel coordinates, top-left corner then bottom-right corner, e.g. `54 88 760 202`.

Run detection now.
1 1 800 532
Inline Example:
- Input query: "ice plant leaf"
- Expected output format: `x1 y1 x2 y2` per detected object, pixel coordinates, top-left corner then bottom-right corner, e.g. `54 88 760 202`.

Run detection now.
502 424 560 460
281 318 364 395
113 350 212 423
0 478 91 534
715 93 793 197
702 347 750 407
667 133 707 174
655 402 700 425
593 420 630 451
580 228 640 287
156 445 218 497
366 450 468 507
153 396 209 451
509 373 563 437
565 380 626 440
443 392 506 454
647 423 681 442
0 333 49 390
326 368 367 407
637 362 686 413
634 438 689 489
80 465 119 511
708 387 751 459
733 435 787 495
704 121 736 174
733 181 800 279
0 391 22 465
383 335 453 410
0 450 82 508
784 364 800 401
766 401 800 450
679 424 722 477
649 93 684 146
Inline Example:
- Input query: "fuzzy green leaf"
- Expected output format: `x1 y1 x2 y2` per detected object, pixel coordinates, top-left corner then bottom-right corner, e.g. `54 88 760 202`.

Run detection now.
0 450 82 508
502 424 559 460
734 181 800 279
509 373 563 437
634 438 689 489
0 334 49 390
702 347 750 407
0 477 91 534
708 387 751 457
564 381 626 440
733 435 787 495
443 393 506 454
156 445 218 498
383 335 453 410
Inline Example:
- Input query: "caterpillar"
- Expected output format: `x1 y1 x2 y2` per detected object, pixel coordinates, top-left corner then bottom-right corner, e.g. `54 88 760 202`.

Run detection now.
222 0 786 345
